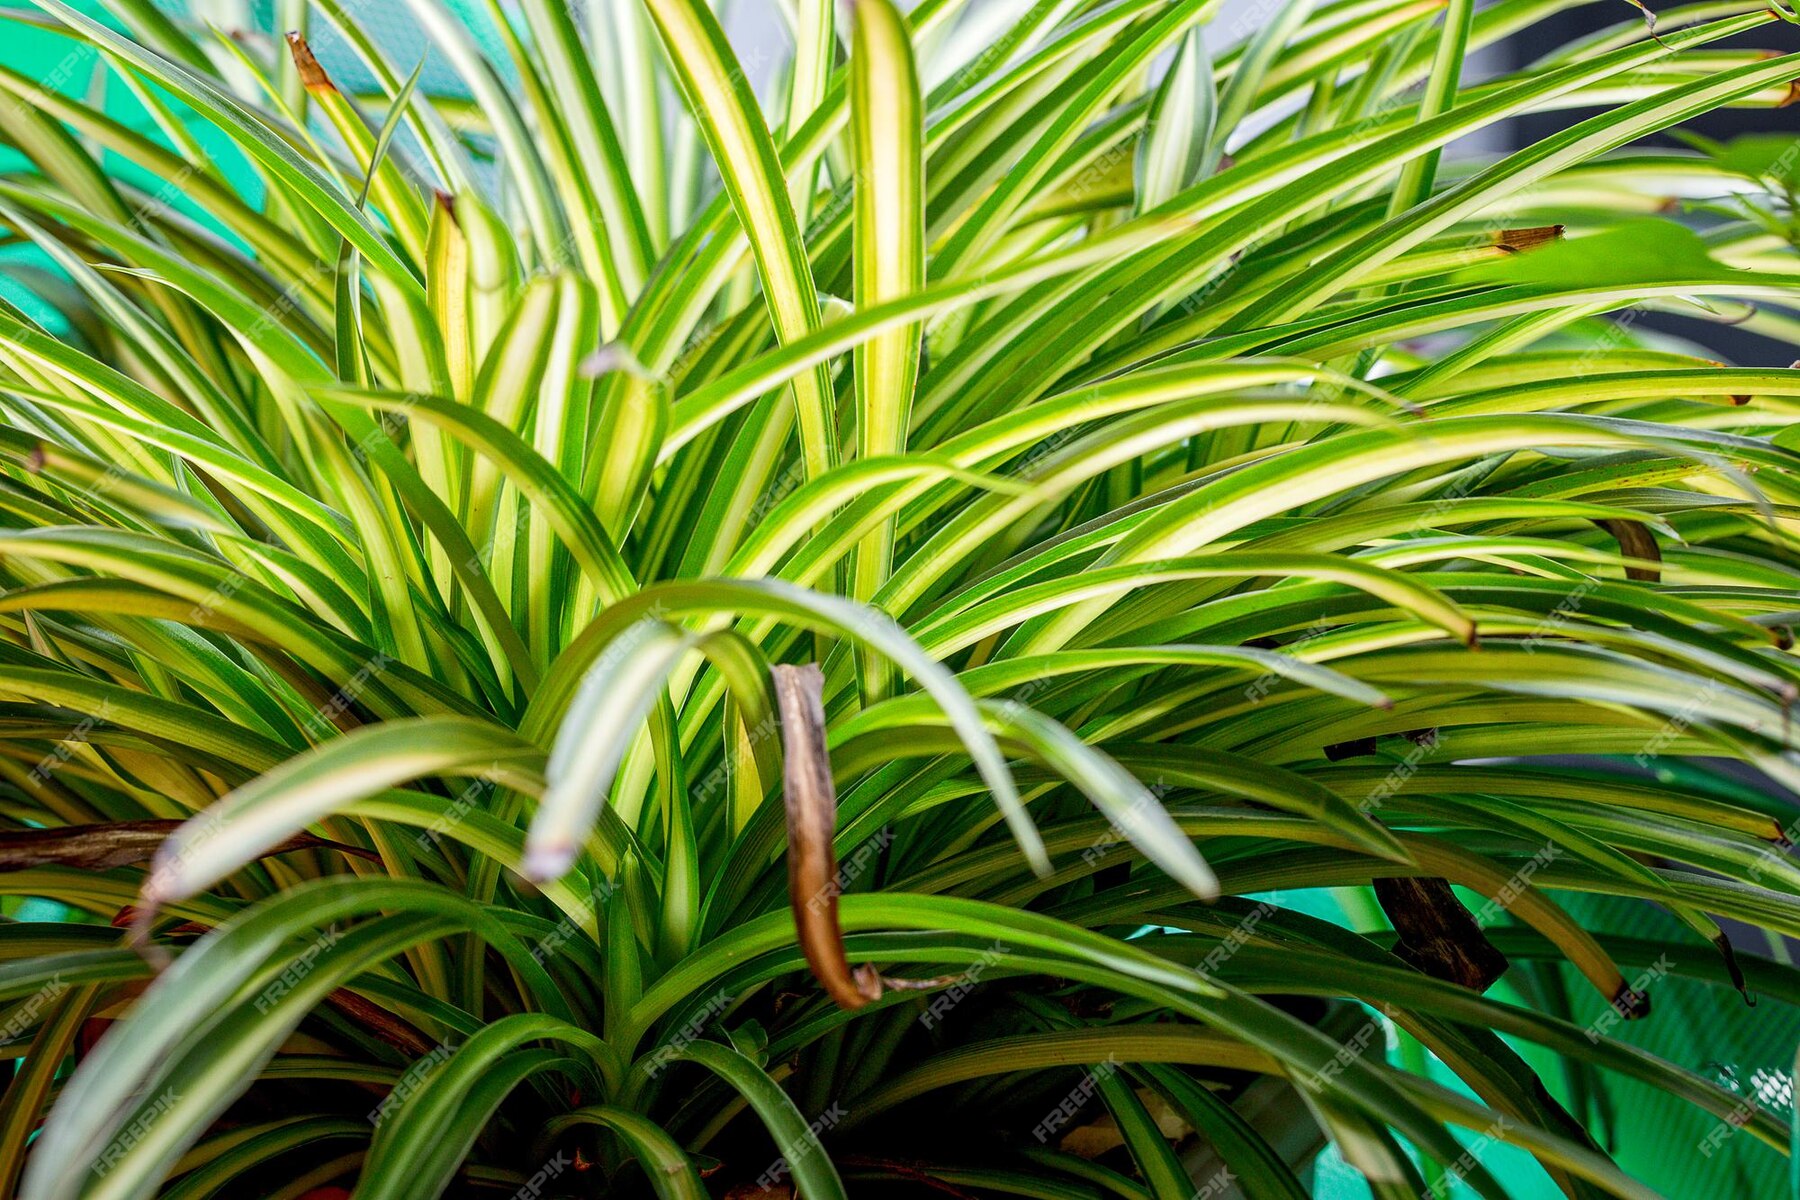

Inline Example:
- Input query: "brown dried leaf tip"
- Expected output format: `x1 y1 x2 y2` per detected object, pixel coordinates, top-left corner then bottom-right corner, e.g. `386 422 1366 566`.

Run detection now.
773 663 882 1011
1493 225 1564 254
1609 981 1653 1020
285 32 336 92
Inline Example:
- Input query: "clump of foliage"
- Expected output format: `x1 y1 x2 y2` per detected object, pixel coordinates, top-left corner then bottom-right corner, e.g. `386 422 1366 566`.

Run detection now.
0 0 1798 1196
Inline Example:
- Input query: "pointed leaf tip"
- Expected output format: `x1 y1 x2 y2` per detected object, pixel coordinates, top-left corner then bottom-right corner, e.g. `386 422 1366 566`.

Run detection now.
284 32 335 91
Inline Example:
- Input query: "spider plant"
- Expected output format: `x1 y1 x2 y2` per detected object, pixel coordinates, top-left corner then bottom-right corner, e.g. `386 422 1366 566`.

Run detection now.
0 0 1798 1195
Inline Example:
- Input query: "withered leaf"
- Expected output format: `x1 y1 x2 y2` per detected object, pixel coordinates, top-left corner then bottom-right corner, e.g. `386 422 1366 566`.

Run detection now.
0 820 371 873
1492 225 1564 253
773 664 883 1011
1596 518 1662 583
1375 876 1509 992
284 32 336 92
323 988 439 1057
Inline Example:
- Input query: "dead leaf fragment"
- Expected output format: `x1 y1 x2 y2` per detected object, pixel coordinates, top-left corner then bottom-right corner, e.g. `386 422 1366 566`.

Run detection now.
1596 518 1662 583
773 664 882 1011
284 32 335 92
1493 225 1564 253
1375 876 1509 992
0 820 370 873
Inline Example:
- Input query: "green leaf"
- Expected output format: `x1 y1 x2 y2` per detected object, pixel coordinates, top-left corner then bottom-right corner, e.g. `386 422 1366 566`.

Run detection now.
1135 26 1214 212
663 1040 849 1200
640 0 839 481
848 0 927 644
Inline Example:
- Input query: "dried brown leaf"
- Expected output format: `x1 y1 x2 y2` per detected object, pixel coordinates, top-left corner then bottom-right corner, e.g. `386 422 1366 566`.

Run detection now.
1375 876 1509 992
284 32 335 92
1596 518 1662 583
773 664 882 1011
0 820 371 872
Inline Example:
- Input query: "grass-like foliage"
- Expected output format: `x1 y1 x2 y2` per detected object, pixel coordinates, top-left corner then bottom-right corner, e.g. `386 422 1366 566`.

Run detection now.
0 0 1798 1195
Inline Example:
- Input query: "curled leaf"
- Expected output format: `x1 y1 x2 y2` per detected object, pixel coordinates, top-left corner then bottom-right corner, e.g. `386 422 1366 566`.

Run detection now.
1617 0 1667 44
773 663 882 1010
